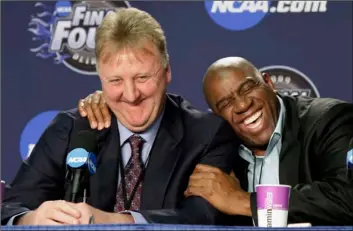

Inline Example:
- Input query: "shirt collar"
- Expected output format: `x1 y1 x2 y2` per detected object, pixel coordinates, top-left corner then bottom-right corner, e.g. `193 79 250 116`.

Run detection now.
272 95 286 138
117 109 164 146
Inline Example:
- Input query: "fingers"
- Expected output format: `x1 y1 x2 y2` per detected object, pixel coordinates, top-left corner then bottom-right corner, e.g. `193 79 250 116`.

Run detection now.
100 97 111 128
78 91 110 130
190 171 219 182
43 219 63 225
78 99 87 117
84 94 98 129
55 200 81 219
46 200 81 225
49 209 80 225
188 177 211 187
184 185 206 198
31 200 81 226
195 164 222 173
230 171 236 178
91 94 105 130
68 202 94 225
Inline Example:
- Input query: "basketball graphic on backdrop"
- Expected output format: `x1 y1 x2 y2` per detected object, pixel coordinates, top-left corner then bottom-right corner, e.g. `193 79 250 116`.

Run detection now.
20 111 59 160
259 65 320 97
28 1 131 75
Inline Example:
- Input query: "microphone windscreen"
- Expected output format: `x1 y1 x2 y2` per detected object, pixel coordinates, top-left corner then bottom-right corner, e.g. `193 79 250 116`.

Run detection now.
69 130 97 153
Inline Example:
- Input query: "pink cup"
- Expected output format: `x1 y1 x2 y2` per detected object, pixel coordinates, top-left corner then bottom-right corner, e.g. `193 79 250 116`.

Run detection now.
256 184 291 227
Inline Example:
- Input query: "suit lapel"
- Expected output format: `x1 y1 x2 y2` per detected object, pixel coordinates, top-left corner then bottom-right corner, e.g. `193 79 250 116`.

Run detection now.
141 96 183 209
89 118 120 212
279 97 301 187
234 154 249 191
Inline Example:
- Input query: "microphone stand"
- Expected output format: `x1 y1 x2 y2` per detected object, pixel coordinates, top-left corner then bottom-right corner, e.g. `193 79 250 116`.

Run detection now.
70 169 83 202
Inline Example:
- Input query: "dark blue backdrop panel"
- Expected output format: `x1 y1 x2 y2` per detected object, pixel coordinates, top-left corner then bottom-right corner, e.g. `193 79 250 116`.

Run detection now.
1 1 352 182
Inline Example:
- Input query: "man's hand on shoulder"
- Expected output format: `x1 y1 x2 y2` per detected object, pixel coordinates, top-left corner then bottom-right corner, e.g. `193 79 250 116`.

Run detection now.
78 90 111 130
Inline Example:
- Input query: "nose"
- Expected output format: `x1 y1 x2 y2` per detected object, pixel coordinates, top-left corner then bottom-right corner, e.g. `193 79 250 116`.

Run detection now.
232 96 252 115
122 80 140 103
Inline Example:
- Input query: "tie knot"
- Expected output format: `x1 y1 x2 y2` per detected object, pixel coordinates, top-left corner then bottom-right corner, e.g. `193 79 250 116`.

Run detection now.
128 135 144 155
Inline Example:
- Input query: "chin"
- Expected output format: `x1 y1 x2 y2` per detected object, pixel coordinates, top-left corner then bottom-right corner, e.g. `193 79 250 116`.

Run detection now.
244 134 271 149
124 122 149 133
253 138 271 149
126 117 149 127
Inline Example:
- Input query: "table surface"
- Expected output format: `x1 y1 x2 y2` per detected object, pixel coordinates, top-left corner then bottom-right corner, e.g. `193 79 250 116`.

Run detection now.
2 224 353 231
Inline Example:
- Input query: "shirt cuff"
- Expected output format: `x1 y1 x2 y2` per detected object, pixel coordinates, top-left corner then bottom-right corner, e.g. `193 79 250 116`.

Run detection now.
121 210 148 224
7 211 30 225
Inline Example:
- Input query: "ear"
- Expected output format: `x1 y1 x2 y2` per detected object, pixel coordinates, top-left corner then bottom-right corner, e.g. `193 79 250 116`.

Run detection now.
165 64 172 84
262 72 276 90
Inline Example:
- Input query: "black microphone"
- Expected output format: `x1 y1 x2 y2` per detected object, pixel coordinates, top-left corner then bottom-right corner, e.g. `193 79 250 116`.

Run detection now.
65 131 97 202
347 138 353 181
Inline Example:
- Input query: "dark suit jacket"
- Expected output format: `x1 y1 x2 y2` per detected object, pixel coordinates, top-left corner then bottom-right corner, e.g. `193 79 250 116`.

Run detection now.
1 94 239 225
230 95 353 226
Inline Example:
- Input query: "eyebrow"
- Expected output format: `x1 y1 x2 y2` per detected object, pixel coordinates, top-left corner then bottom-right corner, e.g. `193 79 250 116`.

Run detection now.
237 77 254 92
104 69 159 80
215 96 232 110
215 77 255 110
104 75 122 81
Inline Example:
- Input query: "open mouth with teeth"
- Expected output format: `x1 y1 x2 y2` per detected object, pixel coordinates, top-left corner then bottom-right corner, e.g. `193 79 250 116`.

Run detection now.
243 110 263 130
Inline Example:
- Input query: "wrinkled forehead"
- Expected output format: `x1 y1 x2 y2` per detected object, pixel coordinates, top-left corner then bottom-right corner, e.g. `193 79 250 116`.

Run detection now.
99 41 162 68
97 47 164 81
205 69 251 102
208 68 249 90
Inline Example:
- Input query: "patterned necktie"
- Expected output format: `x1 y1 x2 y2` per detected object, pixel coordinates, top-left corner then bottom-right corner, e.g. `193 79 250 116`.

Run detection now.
114 135 144 212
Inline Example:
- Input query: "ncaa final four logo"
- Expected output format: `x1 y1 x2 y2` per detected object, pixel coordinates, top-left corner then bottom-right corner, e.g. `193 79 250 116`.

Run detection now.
28 1 130 75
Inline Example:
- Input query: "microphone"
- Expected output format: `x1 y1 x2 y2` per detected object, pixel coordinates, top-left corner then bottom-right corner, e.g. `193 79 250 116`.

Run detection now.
347 138 353 181
65 131 97 202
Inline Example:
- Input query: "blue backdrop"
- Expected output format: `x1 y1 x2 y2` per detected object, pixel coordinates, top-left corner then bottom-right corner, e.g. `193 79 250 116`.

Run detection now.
1 1 352 183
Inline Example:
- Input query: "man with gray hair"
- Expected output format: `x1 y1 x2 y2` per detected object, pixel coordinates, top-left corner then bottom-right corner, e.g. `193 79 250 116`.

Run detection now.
1 7 238 225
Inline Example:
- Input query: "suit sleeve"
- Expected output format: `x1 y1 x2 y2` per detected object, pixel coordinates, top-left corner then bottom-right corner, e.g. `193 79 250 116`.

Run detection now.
250 103 353 225
287 103 353 225
140 121 239 224
1 112 73 225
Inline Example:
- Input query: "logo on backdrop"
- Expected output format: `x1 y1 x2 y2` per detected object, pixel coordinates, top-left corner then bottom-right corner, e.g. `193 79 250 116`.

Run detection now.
28 1 130 75
20 111 59 160
259 65 320 97
206 65 319 112
204 1 327 31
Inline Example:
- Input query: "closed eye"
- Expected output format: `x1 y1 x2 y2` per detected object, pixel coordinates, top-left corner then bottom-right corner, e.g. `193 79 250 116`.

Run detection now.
218 100 232 112
240 80 259 94
136 75 150 83
108 78 122 84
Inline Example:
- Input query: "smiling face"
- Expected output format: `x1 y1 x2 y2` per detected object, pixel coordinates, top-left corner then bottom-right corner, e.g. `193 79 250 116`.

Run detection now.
204 67 279 149
97 41 171 132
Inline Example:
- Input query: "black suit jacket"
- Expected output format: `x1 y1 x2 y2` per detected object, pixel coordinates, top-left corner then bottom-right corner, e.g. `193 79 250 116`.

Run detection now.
231 95 353 226
1 94 239 225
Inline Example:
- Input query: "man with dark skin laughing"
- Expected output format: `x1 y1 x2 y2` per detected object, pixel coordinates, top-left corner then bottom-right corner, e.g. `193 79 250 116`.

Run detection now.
78 57 353 225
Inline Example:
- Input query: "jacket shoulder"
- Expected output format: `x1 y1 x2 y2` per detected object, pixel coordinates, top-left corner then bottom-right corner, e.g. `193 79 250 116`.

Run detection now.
292 96 352 118
283 96 353 130
55 108 91 128
169 93 225 123
42 108 92 143
168 94 232 139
